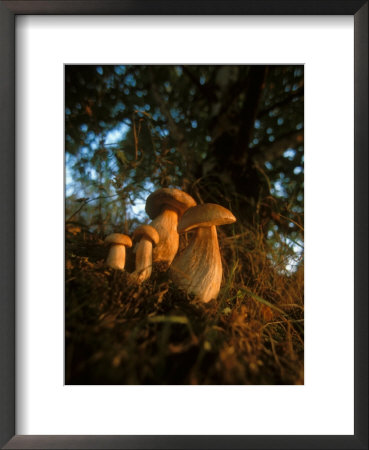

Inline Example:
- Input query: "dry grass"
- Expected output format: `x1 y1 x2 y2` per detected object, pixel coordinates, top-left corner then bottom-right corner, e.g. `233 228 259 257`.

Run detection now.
65 222 304 385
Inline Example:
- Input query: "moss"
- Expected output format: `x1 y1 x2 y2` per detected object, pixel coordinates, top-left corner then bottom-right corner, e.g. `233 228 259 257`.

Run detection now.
65 229 304 385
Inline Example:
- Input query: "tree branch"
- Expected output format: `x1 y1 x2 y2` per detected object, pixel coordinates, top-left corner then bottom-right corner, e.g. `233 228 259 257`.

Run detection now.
181 65 217 102
252 130 304 164
257 86 304 119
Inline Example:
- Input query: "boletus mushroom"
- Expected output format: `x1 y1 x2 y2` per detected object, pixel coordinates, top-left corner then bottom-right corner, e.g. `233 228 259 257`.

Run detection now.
130 225 159 283
145 188 196 268
104 233 132 270
170 203 236 303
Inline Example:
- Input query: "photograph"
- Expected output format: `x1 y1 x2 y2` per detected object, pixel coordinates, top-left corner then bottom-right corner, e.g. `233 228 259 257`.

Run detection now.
65 64 304 385
1 0 366 446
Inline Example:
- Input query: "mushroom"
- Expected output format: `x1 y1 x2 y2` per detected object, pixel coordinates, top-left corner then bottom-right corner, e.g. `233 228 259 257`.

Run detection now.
170 203 236 303
130 225 159 283
145 188 196 268
104 233 132 270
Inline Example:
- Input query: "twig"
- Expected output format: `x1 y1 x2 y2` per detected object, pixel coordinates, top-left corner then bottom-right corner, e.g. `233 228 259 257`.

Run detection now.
278 214 304 232
132 115 138 160
66 194 119 222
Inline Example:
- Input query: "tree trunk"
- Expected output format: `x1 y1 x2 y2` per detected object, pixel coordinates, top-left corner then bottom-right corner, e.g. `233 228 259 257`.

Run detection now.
193 66 269 224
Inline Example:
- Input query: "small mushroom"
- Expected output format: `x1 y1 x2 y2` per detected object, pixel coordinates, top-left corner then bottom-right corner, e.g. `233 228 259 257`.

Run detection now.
104 233 132 270
130 225 159 283
145 188 196 268
170 203 236 303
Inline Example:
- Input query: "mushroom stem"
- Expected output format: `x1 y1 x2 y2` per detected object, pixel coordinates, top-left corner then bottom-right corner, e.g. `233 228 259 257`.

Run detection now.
131 238 154 283
151 208 179 267
170 226 222 303
106 245 126 270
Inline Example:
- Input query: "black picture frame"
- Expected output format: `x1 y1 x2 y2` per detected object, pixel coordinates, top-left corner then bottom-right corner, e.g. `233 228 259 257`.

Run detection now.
0 1 367 449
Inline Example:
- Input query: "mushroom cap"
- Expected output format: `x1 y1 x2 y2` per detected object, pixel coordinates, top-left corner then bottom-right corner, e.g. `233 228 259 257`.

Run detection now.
145 188 196 219
178 203 236 233
104 233 132 247
132 224 159 245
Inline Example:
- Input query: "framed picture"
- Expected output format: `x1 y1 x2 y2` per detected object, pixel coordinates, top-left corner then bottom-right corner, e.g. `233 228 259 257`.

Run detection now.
0 1 367 449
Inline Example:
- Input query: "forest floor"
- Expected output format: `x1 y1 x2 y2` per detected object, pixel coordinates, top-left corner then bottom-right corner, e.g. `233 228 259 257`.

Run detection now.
65 225 304 385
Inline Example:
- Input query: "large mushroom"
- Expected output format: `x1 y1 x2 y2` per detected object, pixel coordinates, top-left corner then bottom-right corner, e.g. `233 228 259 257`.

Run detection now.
145 188 196 268
104 233 132 270
130 225 159 283
170 203 236 303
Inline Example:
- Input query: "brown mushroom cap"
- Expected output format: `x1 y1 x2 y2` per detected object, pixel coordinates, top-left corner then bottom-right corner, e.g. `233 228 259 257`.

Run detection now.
132 225 159 245
104 233 132 247
145 188 197 219
178 203 236 233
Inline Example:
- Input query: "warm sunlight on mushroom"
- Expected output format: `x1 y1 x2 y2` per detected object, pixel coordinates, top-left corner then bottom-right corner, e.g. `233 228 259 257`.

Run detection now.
170 203 236 303
130 225 159 283
145 188 196 269
104 233 132 270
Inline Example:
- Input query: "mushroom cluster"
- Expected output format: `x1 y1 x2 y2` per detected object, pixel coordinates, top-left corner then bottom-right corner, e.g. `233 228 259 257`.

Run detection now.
103 188 236 303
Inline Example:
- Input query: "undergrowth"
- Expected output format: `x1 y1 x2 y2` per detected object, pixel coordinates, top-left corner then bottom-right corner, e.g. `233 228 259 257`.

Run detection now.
65 224 304 385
